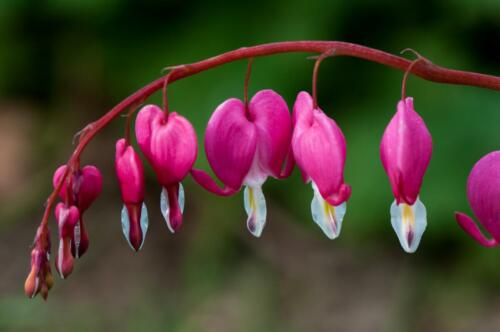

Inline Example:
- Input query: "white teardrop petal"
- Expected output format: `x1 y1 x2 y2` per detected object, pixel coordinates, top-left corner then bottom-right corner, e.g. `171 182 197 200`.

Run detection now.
178 183 185 213
390 197 427 253
139 202 149 250
121 205 130 247
310 182 346 239
73 222 81 258
243 185 267 237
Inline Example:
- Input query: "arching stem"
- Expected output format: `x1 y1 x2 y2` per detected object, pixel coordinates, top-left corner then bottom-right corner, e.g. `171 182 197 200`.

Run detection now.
33 41 500 290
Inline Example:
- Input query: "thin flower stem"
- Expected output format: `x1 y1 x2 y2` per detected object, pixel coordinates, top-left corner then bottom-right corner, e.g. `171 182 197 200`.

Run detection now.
244 58 254 106
124 101 142 146
312 49 336 109
39 40 500 248
401 57 425 100
162 72 173 117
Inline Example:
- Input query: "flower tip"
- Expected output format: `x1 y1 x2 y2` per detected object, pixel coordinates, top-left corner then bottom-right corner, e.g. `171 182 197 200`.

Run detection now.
390 198 427 253
24 269 39 299
311 183 346 240
244 185 267 238
121 203 148 251
454 211 498 247
160 184 185 234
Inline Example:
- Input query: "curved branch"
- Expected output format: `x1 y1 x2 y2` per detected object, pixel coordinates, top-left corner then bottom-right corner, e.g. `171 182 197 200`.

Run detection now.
42 40 500 230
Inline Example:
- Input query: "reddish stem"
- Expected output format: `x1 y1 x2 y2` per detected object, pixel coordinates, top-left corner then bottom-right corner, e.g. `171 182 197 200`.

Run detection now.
162 72 172 117
244 58 254 106
312 49 335 108
39 40 500 248
401 57 425 100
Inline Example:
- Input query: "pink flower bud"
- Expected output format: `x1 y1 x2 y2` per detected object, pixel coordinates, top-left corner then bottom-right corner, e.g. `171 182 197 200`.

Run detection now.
53 165 103 212
24 249 43 298
54 203 79 279
455 151 500 247
380 97 432 253
53 165 102 258
193 90 292 237
135 105 197 233
115 138 148 251
291 91 350 239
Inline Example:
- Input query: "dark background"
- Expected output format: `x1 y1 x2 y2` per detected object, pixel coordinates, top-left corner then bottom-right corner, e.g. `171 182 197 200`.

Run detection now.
0 0 499 331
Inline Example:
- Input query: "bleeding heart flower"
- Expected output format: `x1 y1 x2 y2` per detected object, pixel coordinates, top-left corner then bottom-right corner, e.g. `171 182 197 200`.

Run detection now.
53 165 103 258
54 203 79 279
135 105 198 233
455 151 500 247
191 89 292 237
291 91 351 239
380 97 432 253
115 138 148 251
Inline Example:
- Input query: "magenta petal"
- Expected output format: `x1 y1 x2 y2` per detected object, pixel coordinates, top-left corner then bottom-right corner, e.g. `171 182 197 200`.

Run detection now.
77 166 103 211
135 105 198 187
292 91 350 205
55 203 80 238
380 97 432 205
248 89 292 179
190 169 238 196
115 138 145 204
466 151 500 240
455 212 498 247
53 165 103 212
205 98 257 189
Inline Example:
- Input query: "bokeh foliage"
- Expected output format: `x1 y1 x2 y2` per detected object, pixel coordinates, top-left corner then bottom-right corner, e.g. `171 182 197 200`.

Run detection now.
0 0 499 331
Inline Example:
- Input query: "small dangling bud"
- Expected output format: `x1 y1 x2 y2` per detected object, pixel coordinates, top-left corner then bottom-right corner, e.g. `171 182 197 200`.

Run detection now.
24 249 43 298
54 203 79 279
115 138 148 251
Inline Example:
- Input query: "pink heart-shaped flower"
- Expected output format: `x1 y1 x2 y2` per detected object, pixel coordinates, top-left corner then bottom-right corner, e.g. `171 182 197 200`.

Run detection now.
135 105 198 187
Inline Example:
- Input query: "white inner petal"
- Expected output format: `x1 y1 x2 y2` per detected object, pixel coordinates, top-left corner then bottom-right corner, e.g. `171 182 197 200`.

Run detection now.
160 183 185 233
73 222 81 258
57 240 65 279
243 185 267 237
390 197 427 253
139 203 149 250
120 205 130 248
310 182 346 239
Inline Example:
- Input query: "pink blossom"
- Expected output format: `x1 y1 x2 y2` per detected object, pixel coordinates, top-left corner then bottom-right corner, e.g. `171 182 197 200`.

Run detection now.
54 203 80 279
115 138 148 251
291 91 351 239
135 105 198 233
53 165 103 257
192 89 292 237
455 151 500 247
380 97 432 253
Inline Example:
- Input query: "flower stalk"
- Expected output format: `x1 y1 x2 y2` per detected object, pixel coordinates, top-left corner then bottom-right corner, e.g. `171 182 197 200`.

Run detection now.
27 40 500 299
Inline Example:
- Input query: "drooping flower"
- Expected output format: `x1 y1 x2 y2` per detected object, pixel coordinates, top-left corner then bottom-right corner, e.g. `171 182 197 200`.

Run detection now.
135 105 198 233
291 91 351 239
53 165 103 258
115 138 148 251
54 203 80 279
380 97 432 253
191 89 292 237
455 151 500 247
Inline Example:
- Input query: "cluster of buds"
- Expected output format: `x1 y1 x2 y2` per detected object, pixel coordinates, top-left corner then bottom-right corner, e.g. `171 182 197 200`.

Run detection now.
24 227 52 299
24 42 500 299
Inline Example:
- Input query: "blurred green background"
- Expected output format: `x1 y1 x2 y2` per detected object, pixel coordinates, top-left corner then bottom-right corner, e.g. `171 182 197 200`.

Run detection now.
0 0 499 331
